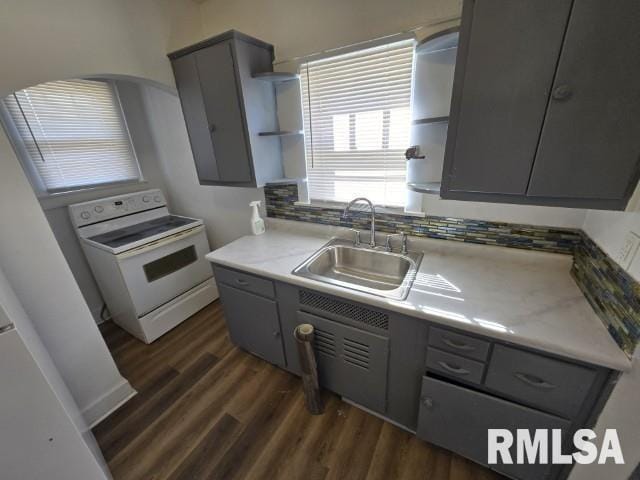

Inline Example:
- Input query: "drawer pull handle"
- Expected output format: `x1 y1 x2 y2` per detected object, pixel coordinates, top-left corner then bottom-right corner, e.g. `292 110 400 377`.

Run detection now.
235 279 249 286
442 337 475 351
437 361 470 376
514 372 556 390
421 396 433 408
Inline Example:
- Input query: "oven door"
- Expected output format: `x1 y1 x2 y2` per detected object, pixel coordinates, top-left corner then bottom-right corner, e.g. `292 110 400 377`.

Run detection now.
117 226 212 316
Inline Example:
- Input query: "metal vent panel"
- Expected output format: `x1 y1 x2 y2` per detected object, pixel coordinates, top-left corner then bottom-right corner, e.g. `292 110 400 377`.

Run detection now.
299 290 389 330
343 336 370 370
313 327 337 357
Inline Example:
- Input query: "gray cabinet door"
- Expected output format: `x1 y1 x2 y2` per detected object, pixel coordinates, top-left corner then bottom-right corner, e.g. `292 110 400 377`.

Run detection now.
195 41 253 183
527 0 640 204
218 283 285 366
171 54 220 183
442 0 572 195
298 311 389 413
417 376 570 480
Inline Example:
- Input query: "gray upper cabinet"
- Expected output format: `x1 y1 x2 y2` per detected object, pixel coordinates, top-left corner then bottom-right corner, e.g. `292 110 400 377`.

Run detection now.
169 30 285 187
441 0 640 210
527 0 640 203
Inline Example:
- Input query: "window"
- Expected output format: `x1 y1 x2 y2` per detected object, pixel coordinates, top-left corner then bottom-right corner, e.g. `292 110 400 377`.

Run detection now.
3 79 140 194
301 40 414 207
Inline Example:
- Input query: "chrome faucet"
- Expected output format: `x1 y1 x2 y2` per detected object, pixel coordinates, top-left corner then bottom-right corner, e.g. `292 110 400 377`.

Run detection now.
343 197 376 248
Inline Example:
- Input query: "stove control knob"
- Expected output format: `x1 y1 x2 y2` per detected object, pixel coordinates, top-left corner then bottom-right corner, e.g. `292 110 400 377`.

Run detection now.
142 195 150 203
80 211 91 220
94 206 104 213
154 195 162 203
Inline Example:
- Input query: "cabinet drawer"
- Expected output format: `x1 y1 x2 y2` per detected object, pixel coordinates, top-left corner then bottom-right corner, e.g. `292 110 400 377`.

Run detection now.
429 326 490 361
218 284 284 366
426 348 484 385
485 345 597 419
417 376 570 480
214 266 275 299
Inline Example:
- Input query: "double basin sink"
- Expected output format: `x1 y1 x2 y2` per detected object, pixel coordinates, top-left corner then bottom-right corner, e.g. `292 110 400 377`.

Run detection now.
293 238 423 300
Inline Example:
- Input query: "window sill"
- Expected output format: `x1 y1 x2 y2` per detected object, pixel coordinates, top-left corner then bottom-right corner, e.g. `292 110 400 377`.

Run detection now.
38 181 149 211
293 200 426 218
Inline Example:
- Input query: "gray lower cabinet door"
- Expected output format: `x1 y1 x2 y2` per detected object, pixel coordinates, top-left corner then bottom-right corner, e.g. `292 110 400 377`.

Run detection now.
297 311 389 413
218 284 285 366
195 41 253 183
442 0 572 195
171 54 220 183
527 0 640 204
417 376 570 480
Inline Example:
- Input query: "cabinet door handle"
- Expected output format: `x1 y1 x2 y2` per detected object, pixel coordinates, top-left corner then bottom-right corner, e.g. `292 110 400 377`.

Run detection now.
421 396 433 408
552 84 572 101
437 361 469 376
235 279 249 286
442 337 475 351
514 372 556 390
273 330 281 338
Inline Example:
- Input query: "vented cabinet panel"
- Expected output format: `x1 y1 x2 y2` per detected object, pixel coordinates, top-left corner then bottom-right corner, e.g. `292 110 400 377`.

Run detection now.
299 289 389 331
297 311 389 413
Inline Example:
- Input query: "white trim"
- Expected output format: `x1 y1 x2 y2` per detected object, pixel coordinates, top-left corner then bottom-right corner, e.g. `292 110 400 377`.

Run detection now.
82 379 137 428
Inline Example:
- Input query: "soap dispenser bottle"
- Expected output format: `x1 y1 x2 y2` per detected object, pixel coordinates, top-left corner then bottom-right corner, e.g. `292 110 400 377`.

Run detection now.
249 200 265 235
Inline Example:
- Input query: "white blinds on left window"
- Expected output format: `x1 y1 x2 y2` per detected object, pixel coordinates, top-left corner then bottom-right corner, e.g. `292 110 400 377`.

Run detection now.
4 79 140 193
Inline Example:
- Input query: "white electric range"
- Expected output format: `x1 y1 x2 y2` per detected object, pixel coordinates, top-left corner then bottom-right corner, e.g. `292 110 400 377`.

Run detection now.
69 189 218 343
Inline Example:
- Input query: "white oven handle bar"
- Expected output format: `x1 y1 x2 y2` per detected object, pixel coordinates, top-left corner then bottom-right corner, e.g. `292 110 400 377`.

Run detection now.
117 225 205 259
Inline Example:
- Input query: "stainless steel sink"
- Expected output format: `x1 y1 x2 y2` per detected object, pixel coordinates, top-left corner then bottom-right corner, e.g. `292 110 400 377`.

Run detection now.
292 238 423 300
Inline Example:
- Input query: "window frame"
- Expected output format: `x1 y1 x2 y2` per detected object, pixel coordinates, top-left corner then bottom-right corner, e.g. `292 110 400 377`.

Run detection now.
0 79 144 201
297 35 417 211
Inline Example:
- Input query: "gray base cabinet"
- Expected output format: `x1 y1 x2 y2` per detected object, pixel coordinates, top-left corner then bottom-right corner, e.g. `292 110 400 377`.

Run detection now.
417 376 570 480
212 264 615 480
217 283 285 367
441 0 640 210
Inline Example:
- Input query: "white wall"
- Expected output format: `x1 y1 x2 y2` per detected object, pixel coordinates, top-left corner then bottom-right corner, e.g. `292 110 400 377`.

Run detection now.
0 130 135 426
191 0 462 61
0 0 175 98
0 0 178 423
0 266 110 479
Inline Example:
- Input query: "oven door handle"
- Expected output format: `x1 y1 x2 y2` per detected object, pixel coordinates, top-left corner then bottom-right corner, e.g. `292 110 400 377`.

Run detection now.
117 225 205 258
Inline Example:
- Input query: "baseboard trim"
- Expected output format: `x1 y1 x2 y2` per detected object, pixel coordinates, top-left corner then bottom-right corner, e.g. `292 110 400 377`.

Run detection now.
82 379 137 428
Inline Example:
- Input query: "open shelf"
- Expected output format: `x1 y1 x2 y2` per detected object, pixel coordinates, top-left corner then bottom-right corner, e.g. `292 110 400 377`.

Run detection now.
412 116 449 126
253 72 300 82
407 182 441 195
416 27 459 55
258 130 303 137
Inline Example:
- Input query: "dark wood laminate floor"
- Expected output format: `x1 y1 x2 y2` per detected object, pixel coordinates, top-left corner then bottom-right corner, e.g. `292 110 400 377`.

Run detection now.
95 301 505 480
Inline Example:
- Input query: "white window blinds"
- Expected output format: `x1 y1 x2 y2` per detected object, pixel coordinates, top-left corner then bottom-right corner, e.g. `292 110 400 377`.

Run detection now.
3 79 140 193
301 40 414 207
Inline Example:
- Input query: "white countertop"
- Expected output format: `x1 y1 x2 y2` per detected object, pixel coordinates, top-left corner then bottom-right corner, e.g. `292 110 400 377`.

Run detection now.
206 219 631 372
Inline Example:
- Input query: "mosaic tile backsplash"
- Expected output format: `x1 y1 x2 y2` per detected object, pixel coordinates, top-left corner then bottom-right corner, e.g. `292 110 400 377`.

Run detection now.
572 234 640 356
264 183 582 254
264 182 640 357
